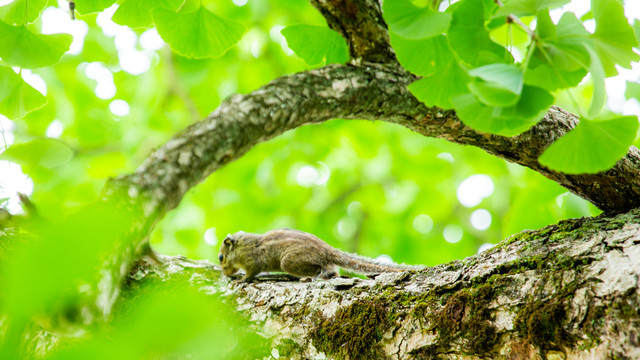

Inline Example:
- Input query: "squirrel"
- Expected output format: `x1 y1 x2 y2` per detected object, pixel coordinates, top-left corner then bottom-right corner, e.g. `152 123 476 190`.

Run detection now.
218 229 422 282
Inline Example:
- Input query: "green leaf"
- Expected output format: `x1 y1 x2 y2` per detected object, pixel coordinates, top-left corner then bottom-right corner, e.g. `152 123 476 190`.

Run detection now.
408 61 469 109
281 25 349 66
0 22 72 69
524 63 586 91
0 138 73 168
590 0 640 76
450 85 553 136
494 0 569 17
585 46 605 117
468 64 523 107
539 116 639 174
152 6 245 59
0 0 47 25
0 66 46 119
74 0 117 14
449 0 512 66
113 0 184 28
625 81 640 101
382 0 451 39
390 33 452 76
534 11 590 72
634 20 640 49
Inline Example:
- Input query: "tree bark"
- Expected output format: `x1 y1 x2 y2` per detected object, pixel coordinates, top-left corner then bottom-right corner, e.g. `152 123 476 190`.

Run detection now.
126 207 640 359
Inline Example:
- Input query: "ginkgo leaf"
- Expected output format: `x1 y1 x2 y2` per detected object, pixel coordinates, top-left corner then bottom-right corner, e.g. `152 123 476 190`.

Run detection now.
494 0 569 17
590 0 639 76
0 0 47 25
113 0 183 28
0 138 73 168
281 25 349 66
539 116 639 174
383 0 451 39
625 81 640 101
449 0 512 66
390 33 452 76
468 64 524 107
450 85 553 136
0 66 46 119
0 21 72 69
74 0 117 15
534 11 590 72
152 6 245 59
585 46 605 117
408 61 469 109
524 63 586 91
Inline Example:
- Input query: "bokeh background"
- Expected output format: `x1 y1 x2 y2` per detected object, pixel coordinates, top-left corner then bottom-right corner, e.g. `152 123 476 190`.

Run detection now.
2 0 640 268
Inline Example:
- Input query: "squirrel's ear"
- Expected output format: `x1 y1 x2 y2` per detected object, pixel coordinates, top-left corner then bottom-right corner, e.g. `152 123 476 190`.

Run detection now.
224 234 236 246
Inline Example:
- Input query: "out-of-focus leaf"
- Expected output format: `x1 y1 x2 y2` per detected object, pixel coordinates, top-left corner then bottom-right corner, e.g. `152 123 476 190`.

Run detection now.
74 0 117 14
0 138 73 169
0 0 47 25
0 201 133 317
625 81 640 101
383 0 451 39
0 66 46 118
590 0 639 76
87 152 127 178
281 25 349 65
113 0 184 28
634 20 640 49
494 0 569 17
152 6 245 59
585 46 605 117
539 116 639 174
0 22 72 69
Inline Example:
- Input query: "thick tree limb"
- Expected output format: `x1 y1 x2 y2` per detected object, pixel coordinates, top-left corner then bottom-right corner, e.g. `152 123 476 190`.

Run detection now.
111 64 640 216
128 208 640 359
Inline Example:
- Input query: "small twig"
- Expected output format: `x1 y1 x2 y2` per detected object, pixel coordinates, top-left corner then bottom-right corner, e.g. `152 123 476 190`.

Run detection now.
495 0 536 39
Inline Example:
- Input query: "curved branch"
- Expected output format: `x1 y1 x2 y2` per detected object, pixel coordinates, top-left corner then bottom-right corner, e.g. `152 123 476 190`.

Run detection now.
110 64 640 215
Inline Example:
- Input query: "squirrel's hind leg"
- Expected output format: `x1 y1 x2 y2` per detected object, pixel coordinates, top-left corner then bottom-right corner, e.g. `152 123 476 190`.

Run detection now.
317 265 339 280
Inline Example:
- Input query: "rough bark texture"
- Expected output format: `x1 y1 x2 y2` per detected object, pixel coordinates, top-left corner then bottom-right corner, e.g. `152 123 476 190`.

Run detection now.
127 208 640 359
310 0 397 63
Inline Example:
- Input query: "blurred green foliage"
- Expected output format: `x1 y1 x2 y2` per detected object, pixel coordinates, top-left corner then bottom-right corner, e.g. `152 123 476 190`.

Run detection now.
0 0 624 357
0 0 601 268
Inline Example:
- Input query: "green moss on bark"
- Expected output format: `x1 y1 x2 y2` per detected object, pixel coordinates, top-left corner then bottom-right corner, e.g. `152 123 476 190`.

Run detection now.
514 299 569 350
309 299 393 360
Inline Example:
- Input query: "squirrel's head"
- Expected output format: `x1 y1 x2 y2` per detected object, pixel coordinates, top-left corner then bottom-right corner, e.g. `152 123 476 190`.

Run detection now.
218 232 240 276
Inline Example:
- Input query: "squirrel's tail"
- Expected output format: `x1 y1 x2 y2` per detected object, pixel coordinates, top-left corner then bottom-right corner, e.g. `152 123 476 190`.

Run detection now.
329 249 423 275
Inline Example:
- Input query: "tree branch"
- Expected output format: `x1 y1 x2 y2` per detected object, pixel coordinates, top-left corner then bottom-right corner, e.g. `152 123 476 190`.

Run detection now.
310 0 397 64
126 207 640 359
110 64 640 215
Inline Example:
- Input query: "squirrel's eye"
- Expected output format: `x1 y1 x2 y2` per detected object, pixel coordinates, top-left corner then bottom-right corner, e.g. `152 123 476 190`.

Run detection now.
218 254 224 262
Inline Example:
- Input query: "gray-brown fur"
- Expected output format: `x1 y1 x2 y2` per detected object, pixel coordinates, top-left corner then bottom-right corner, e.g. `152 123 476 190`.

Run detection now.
218 229 422 282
